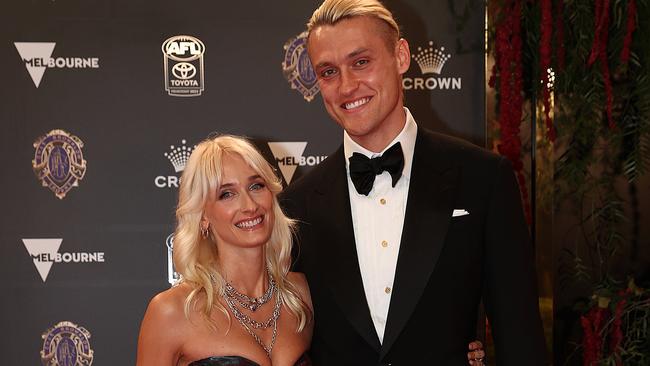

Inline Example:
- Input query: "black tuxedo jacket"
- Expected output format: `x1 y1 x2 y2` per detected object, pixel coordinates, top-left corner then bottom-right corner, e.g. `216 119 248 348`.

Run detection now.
280 128 547 365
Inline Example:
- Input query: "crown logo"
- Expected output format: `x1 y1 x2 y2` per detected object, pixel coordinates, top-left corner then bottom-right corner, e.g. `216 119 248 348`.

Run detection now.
164 139 194 173
412 42 451 75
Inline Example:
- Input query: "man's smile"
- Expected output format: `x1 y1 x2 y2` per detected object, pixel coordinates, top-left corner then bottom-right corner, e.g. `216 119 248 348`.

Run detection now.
342 96 372 110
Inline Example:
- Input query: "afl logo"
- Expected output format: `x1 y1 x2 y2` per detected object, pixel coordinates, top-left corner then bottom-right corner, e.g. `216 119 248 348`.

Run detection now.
162 35 205 97
41 321 94 366
163 35 205 61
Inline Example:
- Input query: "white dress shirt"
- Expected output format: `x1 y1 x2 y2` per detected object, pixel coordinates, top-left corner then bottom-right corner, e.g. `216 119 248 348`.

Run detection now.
343 107 417 344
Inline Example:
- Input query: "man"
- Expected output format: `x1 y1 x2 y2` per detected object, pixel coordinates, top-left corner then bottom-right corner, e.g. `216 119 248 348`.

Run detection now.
281 0 547 364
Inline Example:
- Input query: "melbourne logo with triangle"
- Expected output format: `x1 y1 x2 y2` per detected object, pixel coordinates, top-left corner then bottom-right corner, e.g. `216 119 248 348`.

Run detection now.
14 42 100 88
14 42 56 88
21 238 106 282
268 142 327 184
22 238 62 282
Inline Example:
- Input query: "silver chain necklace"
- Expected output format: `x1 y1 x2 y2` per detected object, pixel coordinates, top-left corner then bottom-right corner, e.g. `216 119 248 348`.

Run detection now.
224 274 275 312
223 273 281 357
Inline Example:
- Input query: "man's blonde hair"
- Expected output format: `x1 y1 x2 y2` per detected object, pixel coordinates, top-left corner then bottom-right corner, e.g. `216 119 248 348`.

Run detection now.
307 0 400 48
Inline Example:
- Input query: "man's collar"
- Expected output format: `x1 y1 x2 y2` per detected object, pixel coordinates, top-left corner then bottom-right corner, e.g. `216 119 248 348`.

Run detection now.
344 107 418 180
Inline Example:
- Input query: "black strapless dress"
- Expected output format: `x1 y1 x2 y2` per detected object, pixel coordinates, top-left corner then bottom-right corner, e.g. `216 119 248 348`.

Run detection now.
189 353 311 366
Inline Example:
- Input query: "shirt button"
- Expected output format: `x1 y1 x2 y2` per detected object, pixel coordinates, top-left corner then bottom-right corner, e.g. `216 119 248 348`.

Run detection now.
380 198 386 205
381 240 388 248
385 286 391 294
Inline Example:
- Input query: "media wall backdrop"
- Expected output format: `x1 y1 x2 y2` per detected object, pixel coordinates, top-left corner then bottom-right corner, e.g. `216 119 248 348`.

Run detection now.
1 0 485 364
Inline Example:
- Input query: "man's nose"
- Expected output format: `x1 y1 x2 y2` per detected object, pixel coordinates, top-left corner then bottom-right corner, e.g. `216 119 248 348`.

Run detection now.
339 68 358 95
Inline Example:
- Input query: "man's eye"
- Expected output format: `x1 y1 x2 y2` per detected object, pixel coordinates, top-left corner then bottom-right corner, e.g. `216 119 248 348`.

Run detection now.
355 59 369 66
320 68 336 78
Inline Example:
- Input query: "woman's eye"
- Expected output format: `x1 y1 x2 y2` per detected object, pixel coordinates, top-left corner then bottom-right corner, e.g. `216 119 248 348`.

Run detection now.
250 182 265 191
219 191 233 200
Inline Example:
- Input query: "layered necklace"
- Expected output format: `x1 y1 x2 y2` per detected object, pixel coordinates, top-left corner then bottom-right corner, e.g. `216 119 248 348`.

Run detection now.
223 270 281 357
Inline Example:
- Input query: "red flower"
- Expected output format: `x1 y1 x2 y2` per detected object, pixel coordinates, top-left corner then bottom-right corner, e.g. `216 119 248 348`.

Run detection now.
621 0 637 65
493 0 531 224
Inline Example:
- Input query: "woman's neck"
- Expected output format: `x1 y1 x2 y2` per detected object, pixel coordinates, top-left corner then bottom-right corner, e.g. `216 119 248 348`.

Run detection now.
219 249 268 297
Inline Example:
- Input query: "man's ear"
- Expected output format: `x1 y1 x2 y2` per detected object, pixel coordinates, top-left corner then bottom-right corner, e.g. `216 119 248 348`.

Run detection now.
396 38 411 75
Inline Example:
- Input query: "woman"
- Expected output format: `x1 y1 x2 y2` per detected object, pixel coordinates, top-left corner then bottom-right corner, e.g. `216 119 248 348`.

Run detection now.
136 135 485 366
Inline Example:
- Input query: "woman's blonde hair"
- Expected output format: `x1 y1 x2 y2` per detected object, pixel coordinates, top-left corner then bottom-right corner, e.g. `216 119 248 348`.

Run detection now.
173 134 310 331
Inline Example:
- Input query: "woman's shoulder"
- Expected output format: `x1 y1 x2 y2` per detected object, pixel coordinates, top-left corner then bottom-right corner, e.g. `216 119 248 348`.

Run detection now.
146 282 193 323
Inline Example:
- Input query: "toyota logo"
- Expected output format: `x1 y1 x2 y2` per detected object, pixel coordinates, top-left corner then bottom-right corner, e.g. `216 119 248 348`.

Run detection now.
171 62 196 79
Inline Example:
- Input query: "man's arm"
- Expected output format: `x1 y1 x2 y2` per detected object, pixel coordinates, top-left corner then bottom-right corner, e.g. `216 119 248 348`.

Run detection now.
483 157 548 365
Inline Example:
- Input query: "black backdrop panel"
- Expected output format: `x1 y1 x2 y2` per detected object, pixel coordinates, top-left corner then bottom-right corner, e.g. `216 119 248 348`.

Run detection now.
1 0 485 364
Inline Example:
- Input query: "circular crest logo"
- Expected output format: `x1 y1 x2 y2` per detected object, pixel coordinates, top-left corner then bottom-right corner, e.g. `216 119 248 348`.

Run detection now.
282 31 319 102
41 321 94 366
32 129 87 199
162 35 205 62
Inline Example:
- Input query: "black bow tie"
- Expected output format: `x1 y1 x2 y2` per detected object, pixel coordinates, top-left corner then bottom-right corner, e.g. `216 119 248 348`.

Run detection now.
348 142 404 196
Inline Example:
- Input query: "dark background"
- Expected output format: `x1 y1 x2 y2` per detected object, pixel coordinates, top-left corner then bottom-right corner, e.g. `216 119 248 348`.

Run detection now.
0 0 485 364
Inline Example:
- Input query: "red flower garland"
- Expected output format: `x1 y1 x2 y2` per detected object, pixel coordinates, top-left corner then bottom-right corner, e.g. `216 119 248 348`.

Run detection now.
620 0 637 65
494 0 532 224
580 307 608 366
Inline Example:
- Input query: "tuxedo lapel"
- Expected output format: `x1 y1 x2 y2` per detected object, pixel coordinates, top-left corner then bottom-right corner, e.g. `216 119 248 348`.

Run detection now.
380 131 460 356
311 146 381 352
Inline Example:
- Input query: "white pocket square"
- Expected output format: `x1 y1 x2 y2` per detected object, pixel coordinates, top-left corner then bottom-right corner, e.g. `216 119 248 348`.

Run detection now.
452 209 469 217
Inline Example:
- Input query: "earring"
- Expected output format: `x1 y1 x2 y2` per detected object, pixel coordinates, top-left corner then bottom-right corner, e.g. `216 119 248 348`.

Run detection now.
200 224 209 239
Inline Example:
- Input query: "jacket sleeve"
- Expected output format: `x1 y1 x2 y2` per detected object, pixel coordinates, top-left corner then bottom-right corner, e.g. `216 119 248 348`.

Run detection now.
279 184 307 273
483 157 548 365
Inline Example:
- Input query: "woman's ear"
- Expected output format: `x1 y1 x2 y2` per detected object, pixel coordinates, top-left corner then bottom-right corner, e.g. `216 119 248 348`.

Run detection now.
200 217 210 238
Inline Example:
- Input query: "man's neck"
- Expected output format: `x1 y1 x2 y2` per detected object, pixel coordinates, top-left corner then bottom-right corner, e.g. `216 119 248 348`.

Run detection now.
349 109 407 153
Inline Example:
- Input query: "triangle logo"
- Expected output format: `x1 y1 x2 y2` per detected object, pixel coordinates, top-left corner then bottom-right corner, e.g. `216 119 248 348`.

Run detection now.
268 142 307 184
22 238 62 282
14 42 56 88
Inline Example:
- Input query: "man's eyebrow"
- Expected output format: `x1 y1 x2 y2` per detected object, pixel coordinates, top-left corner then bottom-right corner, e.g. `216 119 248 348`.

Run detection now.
313 48 370 69
314 60 331 70
347 48 369 59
